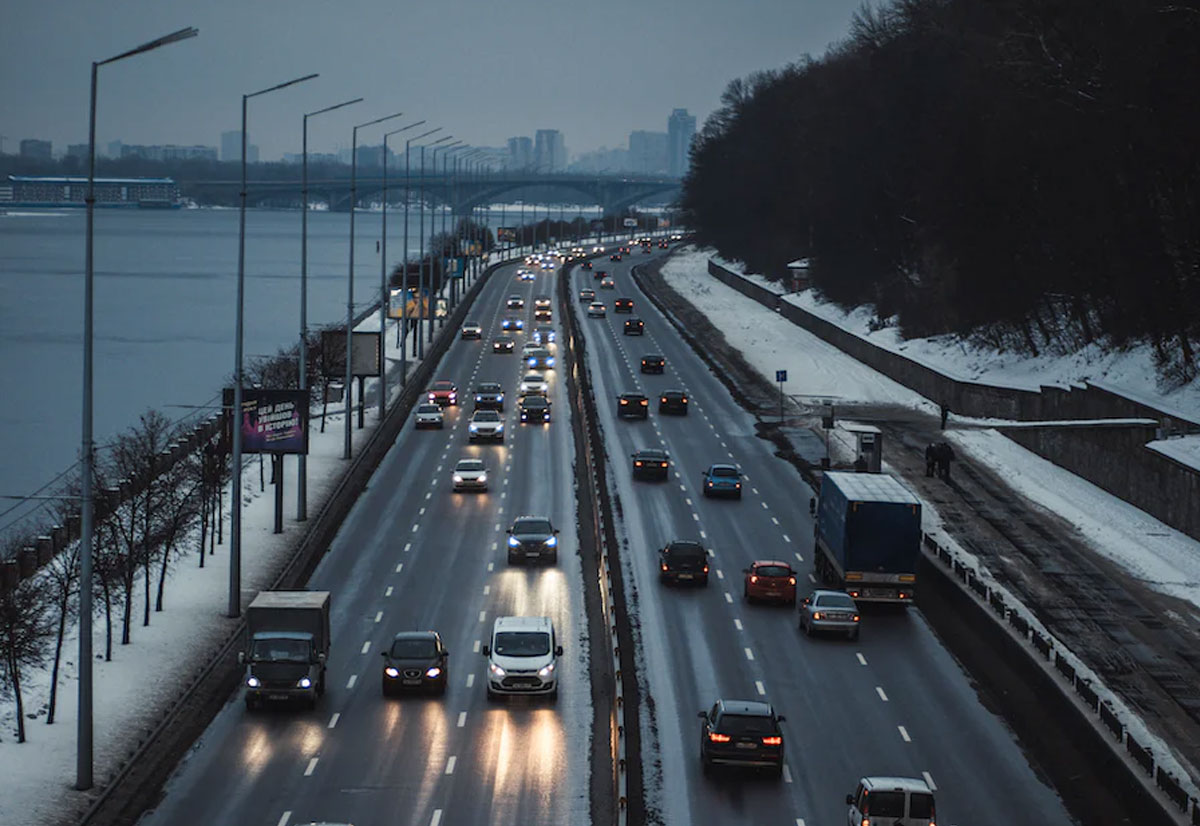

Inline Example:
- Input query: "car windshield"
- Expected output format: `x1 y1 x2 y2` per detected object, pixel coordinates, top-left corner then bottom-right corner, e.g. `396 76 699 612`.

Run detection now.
718 714 776 735
473 411 500 421
390 638 437 658
524 374 544 383
433 382 453 390
457 460 484 471
816 593 857 609
465 321 479 327
417 405 440 414
514 518 552 534
639 451 667 461
493 631 550 657
523 398 548 408
711 466 738 477
250 637 310 663
478 384 501 392
864 791 906 817
756 565 791 577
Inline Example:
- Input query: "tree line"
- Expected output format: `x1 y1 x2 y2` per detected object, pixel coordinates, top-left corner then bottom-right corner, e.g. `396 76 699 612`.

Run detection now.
680 0 1200 386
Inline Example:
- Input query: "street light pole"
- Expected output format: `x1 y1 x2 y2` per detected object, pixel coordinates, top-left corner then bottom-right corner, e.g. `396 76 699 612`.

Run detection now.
233 72 319 618
442 145 468 322
417 135 453 358
402 127 441 381
379 119 423 418
300 96 361 521
345 110 404 459
79 24 198 792
429 140 461 342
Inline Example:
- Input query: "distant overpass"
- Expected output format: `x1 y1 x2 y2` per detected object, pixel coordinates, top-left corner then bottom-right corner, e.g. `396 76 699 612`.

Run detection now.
183 171 681 213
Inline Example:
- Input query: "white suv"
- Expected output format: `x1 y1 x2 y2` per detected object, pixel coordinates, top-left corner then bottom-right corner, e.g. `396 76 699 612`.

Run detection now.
846 776 936 826
482 616 562 700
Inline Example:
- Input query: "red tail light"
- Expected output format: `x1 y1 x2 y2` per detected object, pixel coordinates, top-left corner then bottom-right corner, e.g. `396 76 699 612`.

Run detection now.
659 462 668 467
702 565 709 573
661 563 668 572
788 576 796 585
707 732 731 743
761 736 782 746
635 461 643 467
640 399 648 405
750 575 758 583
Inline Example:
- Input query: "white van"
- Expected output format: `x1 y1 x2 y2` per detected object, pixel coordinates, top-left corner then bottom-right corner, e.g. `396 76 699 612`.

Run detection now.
847 776 936 826
481 616 562 700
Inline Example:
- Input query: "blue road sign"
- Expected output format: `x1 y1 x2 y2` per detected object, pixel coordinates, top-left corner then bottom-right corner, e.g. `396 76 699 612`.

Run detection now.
776 370 787 383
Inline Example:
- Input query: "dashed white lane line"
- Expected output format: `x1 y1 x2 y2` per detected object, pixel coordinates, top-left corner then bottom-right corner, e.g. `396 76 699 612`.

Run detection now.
276 812 291 826
304 757 318 776
783 764 793 783
724 592 733 604
734 619 743 630
478 610 487 622
699 530 707 539
679 483 686 491
395 562 404 573
857 653 868 666
419 507 426 516
483 585 490 595
692 513 699 522
760 501 768 509
385 585 394 597
755 680 766 695
771 517 780 526
346 674 357 690
374 611 383 623
808 573 817 583
425 492 432 500
404 542 412 553
494 522 501 531
473 639 481 653
487 562 494 572
796 819 806 826
744 647 755 661
783 534 791 543
922 770 938 791
445 755 457 775
360 641 371 654
411 524 419 533
793 552 803 563
876 686 889 702
898 725 911 742
430 810 443 826
716 569 724 580
466 673 475 687
684 497 692 506
328 713 340 729
457 711 467 727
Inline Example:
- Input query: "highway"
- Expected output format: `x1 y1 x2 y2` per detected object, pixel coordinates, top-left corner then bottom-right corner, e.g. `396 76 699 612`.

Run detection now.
574 247 1074 824
139 257 587 826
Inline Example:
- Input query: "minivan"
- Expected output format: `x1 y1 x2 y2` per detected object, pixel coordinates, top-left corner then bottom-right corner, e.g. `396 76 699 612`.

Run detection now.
482 616 562 700
847 776 936 826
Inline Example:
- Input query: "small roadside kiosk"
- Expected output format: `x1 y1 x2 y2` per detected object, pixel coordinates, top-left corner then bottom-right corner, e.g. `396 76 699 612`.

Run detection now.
841 423 883 473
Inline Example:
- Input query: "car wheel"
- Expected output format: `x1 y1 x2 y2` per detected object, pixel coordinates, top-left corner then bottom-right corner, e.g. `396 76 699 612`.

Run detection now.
702 487 711 498
486 686 499 702
548 687 559 701
734 491 741 500
698 575 709 587
701 753 713 776
549 551 558 565
438 678 448 696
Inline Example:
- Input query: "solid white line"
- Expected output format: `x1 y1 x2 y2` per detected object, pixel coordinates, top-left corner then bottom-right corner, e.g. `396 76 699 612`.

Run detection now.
857 652 868 666
385 585 393 597
734 619 743 630
744 647 755 661
783 534 791 543
922 770 937 791
346 674 357 690
898 725 911 742
374 611 383 623
327 713 340 729
430 810 443 826
445 755 457 775
304 757 318 776
876 686 889 702
755 680 765 695
724 592 733 603
783 764 793 783
466 673 475 687
457 711 467 727
473 639 481 653
479 610 487 622
361 641 370 654
276 812 291 826
395 563 404 573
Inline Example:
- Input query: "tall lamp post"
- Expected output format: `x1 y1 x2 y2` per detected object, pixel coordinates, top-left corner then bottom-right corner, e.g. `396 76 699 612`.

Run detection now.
299 96 362 521
417 135 453 358
441 145 469 323
379 119 424 416
231 72 318 621
79 25 198 792
401 127 442 380
344 111 404 460
427 140 461 343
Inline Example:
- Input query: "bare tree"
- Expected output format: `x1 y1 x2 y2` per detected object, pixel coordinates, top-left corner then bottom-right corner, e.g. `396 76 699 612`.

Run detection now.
0 576 54 743
43 541 80 725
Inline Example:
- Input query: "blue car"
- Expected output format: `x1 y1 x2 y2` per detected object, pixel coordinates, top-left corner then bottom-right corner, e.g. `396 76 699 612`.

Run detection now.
702 464 742 499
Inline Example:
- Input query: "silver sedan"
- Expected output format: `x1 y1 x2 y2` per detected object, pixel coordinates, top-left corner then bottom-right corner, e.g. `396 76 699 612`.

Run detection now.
798 590 861 640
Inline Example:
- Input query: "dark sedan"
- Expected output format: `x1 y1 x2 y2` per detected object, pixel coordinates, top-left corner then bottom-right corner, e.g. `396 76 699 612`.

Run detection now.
519 394 552 424
623 318 645 336
640 354 665 374
659 389 688 415
659 540 709 586
618 392 650 419
381 631 448 696
631 448 670 480
506 515 559 565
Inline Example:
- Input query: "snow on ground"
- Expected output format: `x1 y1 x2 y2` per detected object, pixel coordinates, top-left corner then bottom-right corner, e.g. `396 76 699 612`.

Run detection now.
660 247 1200 613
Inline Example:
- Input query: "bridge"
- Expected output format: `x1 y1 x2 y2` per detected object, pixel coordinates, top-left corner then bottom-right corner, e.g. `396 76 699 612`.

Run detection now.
183 171 681 213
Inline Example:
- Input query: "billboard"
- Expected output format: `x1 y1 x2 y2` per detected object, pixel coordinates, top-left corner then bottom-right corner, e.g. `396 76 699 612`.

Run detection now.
389 288 431 319
321 330 381 377
223 388 308 455
497 227 516 242
622 217 638 228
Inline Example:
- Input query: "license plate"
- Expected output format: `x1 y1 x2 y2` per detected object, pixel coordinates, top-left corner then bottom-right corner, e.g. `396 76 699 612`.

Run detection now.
402 679 421 685
677 573 693 580
736 742 758 750
268 694 288 701
526 552 540 558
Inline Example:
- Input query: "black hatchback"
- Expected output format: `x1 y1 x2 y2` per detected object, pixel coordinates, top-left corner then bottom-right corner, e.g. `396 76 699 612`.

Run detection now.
623 318 645 336
640 354 665 374
381 631 449 696
659 540 709 586
618 392 650 419
698 699 786 777
631 448 670 480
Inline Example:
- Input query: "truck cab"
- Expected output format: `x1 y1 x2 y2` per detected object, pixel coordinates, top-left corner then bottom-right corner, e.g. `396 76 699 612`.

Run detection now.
240 591 330 710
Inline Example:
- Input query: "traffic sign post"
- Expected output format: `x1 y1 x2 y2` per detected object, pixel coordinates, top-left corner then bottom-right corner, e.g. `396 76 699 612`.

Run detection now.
775 370 787 423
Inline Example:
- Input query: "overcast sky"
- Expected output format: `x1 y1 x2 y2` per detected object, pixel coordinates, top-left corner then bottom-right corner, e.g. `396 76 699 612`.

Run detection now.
2 0 863 161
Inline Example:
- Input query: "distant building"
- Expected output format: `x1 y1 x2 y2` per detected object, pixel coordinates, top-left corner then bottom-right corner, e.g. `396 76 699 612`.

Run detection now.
66 144 90 160
107 140 124 159
162 144 218 162
3 175 179 208
221 131 257 163
534 129 566 172
569 146 631 174
628 130 667 175
667 108 696 178
507 136 533 169
20 139 52 161
121 144 164 161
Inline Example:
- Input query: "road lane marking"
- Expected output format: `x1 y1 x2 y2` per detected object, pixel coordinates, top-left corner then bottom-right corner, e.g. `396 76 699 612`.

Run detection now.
328 713 340 729
404 542 412 553
386 585 393 597
724 592 733 603
276 812 291 826
479 610 487 622
425 492 432 500
375 611 383 623
361 641 371 654
771 517 779 526
346 674 357 689
457 712 467 727
483 585 490 595
744 647 755 661
473 640 481 653
755 680 765 695
922 771 937 791
692 513 699 521
716 569 724 580
445 755 457 775
734 619 743 630
411 524 419 533
783 764 793 783
760 502 768 509
685 497 692 506
876 686 889 702
808 573 817 583
898 725 911 742
304 757 318 776
419 507 426 516
431 810 443 826
783 534 791 543
487 562 494 571
793 552 803 563
494 522 501 530
466 673 475 687
395 563 404 573
700 530 707 539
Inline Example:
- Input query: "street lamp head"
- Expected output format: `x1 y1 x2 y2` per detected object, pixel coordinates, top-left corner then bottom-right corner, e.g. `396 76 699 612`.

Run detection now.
386 120 425 138
428 135 454 147
100 26 198 65
410 126 441 144
306 97 363 119
248 72 319 100
353 110 404 135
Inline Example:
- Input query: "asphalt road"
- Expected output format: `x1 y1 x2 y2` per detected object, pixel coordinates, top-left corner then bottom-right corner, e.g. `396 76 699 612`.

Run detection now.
575 247 1075 825
138 257 588 826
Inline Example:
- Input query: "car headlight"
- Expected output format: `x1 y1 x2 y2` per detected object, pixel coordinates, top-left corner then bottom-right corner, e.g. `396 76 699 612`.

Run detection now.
246 676 261 688
453 475 464 483
475 395 482 401
384 667 400 678
508 536 520 547
297 677 312 689
528 358 537 367
547 357 555 366
538 663 556 678
478 473 487 482
425 667 442 679
495 424 503 431
489 663 506 678
545 536 557 547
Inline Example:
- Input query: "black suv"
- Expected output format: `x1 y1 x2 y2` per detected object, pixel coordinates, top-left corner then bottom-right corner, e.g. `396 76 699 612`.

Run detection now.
659 540 709 586
618 392 649 419
473 382 505 411
698 699 786 777
506 515 559 565
631 448 670 480
614 297 634 313
519 394 552 424
623 318 645 336
640 354 665 374
659 389 688 415
381 631 449 696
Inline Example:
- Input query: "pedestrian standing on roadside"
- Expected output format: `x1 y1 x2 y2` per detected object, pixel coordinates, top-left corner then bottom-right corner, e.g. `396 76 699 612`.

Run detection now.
925 443 937 477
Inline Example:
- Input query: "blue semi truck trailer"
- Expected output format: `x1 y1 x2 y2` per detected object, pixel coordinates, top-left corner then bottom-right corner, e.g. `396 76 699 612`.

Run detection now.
814 472 923 604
